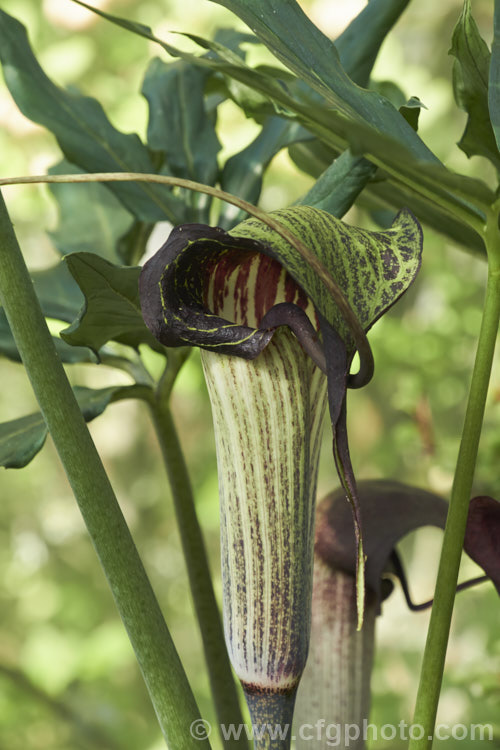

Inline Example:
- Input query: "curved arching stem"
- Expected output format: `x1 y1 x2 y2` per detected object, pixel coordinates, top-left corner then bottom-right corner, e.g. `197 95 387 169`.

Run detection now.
0 171 374 388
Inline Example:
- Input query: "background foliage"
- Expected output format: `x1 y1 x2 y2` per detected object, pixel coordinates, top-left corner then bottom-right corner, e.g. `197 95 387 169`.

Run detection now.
0 1 498 748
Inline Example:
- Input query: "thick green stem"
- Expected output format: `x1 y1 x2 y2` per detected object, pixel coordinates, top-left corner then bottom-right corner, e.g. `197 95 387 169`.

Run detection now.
149 376 249 749
409 255 500 748
0 191 209 749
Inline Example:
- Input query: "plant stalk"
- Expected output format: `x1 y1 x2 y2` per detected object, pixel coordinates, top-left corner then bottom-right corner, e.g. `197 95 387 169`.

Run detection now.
149 370 249 749
0 190 209 749
409 256 500 749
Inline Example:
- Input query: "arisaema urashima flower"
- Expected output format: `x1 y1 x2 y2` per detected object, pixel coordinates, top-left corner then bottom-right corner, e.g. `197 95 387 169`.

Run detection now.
139 205 423 748
294 481 499 750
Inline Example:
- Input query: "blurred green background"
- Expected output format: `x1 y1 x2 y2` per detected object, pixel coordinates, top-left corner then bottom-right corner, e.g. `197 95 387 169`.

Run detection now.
0 1 499 748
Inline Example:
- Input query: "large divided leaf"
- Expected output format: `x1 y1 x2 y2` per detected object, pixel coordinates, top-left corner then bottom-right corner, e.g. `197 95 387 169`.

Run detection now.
49 161 134 262
208 0 435 161
291 137 486 256
288 107 492 234
0 385 145 469
289 137 485 255
0 10 185 224
72 0 410 237
198 8 492 228
217 0 412 227
71 0 492 237
450 0 500 169
61 253 164 354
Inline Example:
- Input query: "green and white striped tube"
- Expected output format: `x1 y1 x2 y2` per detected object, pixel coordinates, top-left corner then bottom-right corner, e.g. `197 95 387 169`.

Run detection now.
202 323 327 748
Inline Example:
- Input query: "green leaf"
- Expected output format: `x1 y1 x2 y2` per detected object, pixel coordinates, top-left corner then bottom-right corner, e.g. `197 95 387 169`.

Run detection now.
340 113 495 212
31 261 83 323
0 10 185 224
363 82 425 131
61 253 163 354
202 33 492 225
192 40 293 122
370 83 426 130
0 311 95 363
142 58 220 188
450 0 500 168
371 79 408 109
212 27 259 56
0 261 94 363
74 384 145 419
200 0 492 229
185 31 492 222
289 138 486 256
334 0 411 88
0 413 47 469
49 161 134 262
490 1 500 153
0 385 142 469
288 140 337 179
72 2 333 128
190 40 491 227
